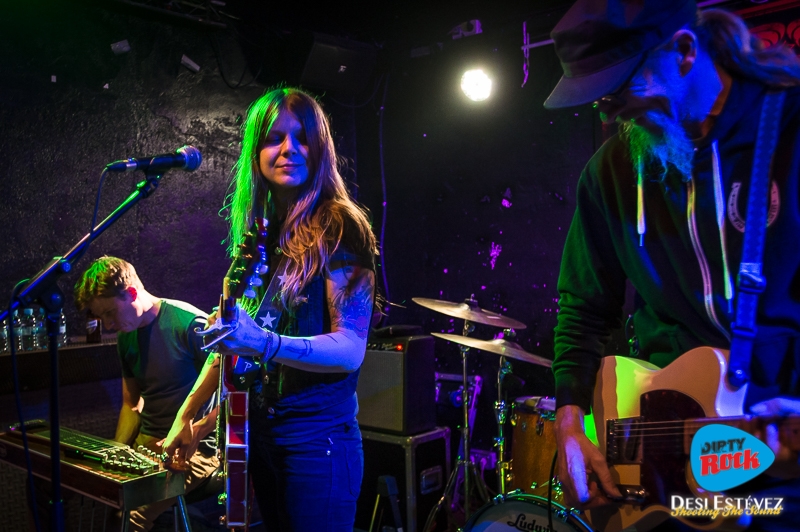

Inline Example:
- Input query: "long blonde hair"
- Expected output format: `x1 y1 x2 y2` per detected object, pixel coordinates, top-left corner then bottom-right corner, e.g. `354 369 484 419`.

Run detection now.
696 8 800 88
226 88 377 312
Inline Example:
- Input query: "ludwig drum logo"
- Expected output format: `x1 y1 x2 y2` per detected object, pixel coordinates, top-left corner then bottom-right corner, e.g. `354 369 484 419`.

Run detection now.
690 424 775 491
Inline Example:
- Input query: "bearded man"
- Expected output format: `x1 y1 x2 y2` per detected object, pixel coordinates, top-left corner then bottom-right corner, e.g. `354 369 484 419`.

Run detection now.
545 0 800 530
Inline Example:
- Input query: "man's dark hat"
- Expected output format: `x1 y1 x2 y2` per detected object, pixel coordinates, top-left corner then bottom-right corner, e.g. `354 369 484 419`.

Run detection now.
544 0 698 109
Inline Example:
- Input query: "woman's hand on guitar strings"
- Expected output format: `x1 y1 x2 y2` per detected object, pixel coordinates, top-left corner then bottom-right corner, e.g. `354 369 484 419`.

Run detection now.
216 305 273 358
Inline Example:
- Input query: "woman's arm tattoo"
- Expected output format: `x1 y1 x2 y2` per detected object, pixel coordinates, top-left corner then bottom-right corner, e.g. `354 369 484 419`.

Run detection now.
329 268 374 339
285 339 313 359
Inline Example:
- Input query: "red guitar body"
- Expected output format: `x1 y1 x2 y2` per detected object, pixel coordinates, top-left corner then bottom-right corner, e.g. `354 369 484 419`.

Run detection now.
221 355 250 530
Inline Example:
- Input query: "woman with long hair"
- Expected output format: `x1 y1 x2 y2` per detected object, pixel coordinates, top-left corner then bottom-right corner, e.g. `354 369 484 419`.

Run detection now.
163 87 378 531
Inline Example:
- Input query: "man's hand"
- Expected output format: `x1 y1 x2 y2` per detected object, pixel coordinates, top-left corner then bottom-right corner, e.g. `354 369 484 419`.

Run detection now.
750 397 800 478
157 417 195 471
555 405 622 508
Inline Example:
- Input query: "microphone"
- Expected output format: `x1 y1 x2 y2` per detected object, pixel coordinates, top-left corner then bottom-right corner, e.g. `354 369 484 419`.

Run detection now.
105 145 202 173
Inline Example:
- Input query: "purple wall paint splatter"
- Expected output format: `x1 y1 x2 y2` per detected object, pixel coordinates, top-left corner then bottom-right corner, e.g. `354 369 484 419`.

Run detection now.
489 242 502 270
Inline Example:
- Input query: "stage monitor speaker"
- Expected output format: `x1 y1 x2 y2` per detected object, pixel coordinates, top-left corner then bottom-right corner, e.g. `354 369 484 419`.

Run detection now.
299 32 377 95
357 335 436 435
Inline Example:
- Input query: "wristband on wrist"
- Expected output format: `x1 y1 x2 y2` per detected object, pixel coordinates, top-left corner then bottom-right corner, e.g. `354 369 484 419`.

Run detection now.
263 331 274 361
268 333 282 362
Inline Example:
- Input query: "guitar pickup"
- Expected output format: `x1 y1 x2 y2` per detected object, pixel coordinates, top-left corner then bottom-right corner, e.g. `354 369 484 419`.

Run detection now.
606 417 644 464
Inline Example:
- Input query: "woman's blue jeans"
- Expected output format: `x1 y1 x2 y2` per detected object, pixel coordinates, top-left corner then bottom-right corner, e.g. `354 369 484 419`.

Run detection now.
249 420 363 531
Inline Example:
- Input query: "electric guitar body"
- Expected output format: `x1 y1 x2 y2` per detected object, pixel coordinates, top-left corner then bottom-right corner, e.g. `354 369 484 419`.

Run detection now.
585 347 750 531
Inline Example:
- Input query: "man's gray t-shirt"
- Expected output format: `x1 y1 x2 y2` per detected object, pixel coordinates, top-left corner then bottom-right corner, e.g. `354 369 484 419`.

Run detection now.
117 299 215 454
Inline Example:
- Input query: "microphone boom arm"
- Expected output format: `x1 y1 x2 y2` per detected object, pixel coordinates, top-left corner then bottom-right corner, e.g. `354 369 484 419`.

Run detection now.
2 171 164 319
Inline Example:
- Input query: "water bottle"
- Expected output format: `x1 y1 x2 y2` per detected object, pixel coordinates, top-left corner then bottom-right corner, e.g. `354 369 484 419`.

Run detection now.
36 307 48 350
0 318 7 353
59 310 68 348
11 310 22 352
21 308 36 351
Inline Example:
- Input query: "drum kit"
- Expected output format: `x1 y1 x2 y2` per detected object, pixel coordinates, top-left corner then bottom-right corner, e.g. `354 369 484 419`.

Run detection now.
414 296 592 532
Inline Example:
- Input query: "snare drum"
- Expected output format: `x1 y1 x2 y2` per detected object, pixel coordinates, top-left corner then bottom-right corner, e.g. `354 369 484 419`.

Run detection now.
462 493 593 532
509 396 558 498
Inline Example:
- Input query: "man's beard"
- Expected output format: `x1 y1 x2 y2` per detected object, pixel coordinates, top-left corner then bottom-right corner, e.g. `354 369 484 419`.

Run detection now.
620 112 694 182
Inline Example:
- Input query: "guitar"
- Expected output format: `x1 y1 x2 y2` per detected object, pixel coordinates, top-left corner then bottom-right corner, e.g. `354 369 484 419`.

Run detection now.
7 419 165 475
199 217 268 531
582 347 800 532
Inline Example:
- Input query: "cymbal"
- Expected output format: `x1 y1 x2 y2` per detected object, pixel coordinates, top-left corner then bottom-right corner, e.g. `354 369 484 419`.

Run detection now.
431 333 552 368
412 297 527 329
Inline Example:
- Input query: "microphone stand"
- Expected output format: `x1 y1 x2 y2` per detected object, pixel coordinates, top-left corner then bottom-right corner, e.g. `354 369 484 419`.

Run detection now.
1 170 166 532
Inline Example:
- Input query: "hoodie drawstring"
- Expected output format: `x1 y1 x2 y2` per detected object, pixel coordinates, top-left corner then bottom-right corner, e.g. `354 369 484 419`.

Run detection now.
637 154 645 246
711 140 735 314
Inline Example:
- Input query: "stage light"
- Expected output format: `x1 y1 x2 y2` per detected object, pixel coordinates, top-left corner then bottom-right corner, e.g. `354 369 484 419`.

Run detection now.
461 69 492 101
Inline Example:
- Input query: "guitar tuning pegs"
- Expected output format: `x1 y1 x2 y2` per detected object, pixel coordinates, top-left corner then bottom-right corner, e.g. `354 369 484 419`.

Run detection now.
244 288 257 299
258 264 268 275
251 277 263 287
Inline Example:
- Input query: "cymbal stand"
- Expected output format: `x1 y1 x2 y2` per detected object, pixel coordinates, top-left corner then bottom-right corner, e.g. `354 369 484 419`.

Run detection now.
424 319 490 532
494 354 513 494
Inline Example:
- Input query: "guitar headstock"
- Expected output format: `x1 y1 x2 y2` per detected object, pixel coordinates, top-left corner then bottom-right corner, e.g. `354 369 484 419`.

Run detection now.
199 217 269 348
225 217 269 303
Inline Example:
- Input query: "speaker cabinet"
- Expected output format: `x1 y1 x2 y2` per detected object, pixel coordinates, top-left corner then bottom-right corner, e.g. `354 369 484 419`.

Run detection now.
355 427 451 532
298 32 377 95
357 335 436 435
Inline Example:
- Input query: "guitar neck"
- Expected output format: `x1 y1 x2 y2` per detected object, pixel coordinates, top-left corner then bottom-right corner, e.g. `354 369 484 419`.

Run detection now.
680 415 800 453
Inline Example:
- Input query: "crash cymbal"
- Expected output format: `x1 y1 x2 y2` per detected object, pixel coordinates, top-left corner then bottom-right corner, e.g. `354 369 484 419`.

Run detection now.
431 333 552 368
413 297 527 329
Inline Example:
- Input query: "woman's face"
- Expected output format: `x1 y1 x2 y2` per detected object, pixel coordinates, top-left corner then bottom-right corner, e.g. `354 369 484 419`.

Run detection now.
258 109 310 192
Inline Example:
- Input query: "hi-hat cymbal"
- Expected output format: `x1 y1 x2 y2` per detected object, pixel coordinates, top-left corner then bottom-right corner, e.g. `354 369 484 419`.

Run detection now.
431 333 552 368
413 297 527 329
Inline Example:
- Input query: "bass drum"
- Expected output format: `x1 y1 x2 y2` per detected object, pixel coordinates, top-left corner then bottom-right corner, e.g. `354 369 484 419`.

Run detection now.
462 493 594 532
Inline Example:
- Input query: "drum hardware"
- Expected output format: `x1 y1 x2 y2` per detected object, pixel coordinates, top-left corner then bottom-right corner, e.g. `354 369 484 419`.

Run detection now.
417 295 525 528
493 333 514 495
527 477 563 495
434 372 482 463
508 395 565 504
495 489 574 523
431 327 554 499
461 492 592 531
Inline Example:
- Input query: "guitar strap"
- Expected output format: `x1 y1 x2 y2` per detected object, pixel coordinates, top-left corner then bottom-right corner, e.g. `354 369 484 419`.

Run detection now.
253 255 290 337
230 256 290 392
727 90 786 388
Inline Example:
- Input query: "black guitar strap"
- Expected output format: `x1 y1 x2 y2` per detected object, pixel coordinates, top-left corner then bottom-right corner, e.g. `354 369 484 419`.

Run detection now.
253 255 290 336
230 256 290 392
727 90 786 388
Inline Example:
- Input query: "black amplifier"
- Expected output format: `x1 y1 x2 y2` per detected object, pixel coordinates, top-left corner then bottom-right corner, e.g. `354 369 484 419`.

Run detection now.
357 335 436 435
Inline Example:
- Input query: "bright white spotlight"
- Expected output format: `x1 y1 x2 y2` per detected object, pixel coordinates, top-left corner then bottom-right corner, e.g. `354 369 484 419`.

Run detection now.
461 69 492 101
